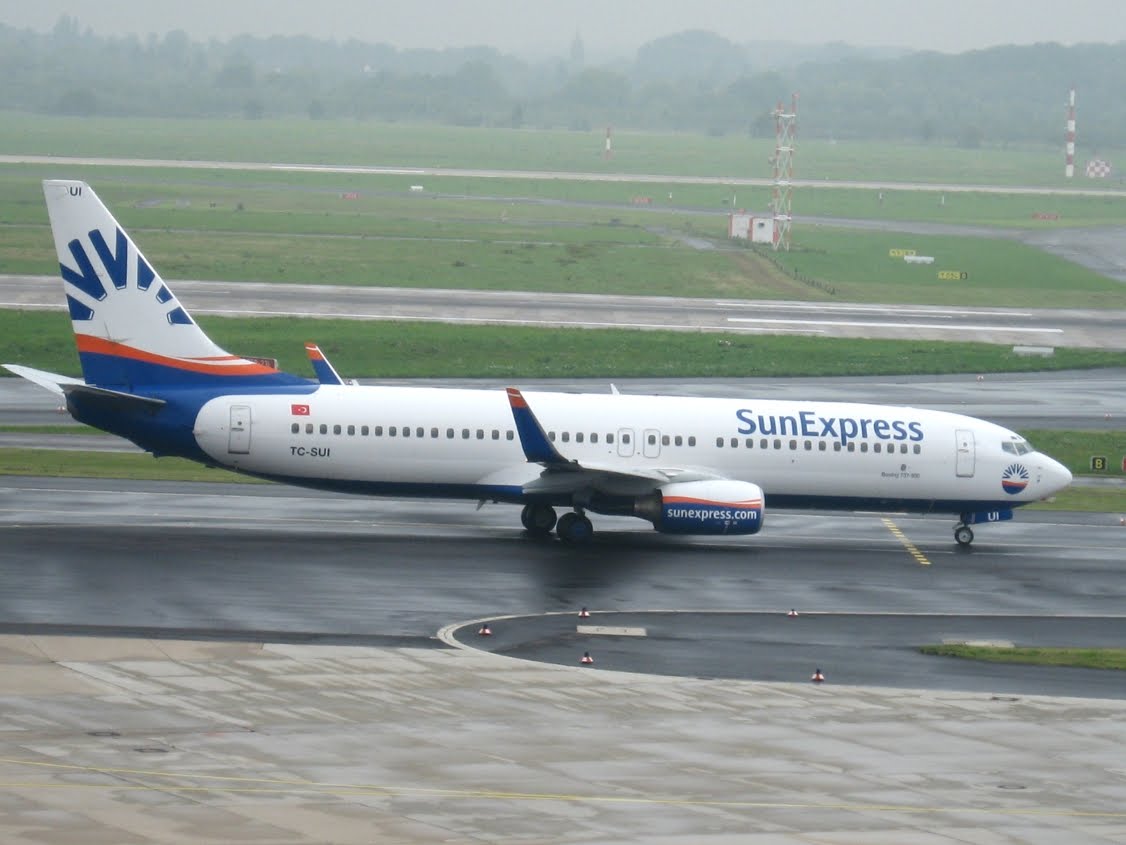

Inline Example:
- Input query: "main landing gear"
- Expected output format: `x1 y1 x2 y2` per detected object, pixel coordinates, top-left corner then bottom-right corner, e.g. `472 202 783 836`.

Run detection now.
520 504 593 544
953 523 975 547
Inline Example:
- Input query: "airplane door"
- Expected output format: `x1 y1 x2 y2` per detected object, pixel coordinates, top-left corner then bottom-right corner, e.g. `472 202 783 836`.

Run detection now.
643 429 661 458
228 404 252 454
617 428 635 457
955 428 975 477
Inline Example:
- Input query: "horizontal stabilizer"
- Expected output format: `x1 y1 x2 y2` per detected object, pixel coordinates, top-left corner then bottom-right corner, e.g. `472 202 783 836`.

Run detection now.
3 364 85 396
62 383 166 413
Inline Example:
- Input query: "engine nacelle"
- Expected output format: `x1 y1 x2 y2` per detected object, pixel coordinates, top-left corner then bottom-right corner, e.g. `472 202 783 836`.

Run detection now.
636 479 765 535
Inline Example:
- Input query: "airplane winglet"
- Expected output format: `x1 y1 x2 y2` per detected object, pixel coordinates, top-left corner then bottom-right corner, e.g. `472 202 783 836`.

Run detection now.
304 342 345 385
506 387 569 466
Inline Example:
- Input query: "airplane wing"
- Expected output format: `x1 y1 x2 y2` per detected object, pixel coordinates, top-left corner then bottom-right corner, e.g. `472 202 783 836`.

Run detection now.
504 387 724 491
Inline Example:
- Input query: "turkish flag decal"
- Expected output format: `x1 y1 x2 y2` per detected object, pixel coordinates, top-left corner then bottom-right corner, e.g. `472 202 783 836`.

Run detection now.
291 404 310 416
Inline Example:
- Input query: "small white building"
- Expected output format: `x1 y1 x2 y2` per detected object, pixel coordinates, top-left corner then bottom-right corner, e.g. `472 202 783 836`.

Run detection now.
729 213 775 244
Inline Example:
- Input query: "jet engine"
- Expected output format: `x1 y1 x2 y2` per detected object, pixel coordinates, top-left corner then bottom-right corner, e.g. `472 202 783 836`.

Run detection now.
634 479 765 535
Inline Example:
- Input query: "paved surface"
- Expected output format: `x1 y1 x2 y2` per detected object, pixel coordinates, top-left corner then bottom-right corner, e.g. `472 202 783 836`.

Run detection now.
3 635 1126 844
5 274 1126 348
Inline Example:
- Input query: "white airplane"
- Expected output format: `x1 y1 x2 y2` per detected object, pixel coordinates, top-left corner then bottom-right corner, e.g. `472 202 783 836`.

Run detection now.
6 180 1073 545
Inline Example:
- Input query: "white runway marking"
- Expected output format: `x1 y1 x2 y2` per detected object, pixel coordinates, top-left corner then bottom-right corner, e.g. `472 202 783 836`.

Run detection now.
728 317 1063 334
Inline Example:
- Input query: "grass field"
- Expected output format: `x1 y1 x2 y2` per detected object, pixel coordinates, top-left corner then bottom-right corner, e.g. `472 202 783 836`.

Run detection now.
920 644 1126 670
5 112 1126 188
3 166 1125 309
6 309 1126 379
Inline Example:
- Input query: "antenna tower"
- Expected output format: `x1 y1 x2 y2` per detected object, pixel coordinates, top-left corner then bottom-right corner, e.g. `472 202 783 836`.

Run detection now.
1065 88 1076 179
771 94 797 250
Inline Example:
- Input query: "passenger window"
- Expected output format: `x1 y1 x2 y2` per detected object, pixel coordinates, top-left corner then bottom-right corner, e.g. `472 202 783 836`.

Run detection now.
860 443 868 453
506 430 514 441
492 430 499 440
333 424 342 435
319 424 328 434
591 433 599 444
661 435 669 446
476 429 484 440
688 436 696 447
818 441 826 451
389 426 397 436
804 440 812 450
731 437 739 448
773 439 781 449
913 444 921 454
745 438 754 448
577 432 585 443
347 425 355 436
562 432 570 443
760 438 767 449
847 442 856 452
291 423 299 434
402 427 410 438
305 423 313 434
716 437 724 448
900 443 908 454
789 439 797 450
416 427 424 438
873 443 881 453
607 433 615 444
462 428 469 439
361 426 369 436
834 442 842 452
622 433 631 444
549 432 556 441
674 435 683 446
375 425 383 436
447 428 454 438
431 427 439 438
650 434 658 446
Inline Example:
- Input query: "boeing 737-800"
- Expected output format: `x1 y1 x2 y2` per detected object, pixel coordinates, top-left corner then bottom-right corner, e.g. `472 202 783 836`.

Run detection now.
6 181 1073 545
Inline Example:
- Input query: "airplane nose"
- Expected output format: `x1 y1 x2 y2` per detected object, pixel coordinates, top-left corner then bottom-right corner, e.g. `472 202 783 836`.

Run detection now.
1044 456 1072 494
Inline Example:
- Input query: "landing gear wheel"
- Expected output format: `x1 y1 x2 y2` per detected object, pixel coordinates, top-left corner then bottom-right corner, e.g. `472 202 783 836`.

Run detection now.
954 524 974 546
556 511 594 544
521 503 557 536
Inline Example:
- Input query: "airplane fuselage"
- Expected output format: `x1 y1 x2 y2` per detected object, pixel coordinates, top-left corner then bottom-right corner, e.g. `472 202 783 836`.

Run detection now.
190 385 1057 516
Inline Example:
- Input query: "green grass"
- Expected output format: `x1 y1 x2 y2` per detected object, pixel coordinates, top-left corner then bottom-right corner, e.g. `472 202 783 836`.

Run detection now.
0 447 258 483
6 309 1126 380
1025 485 1126 513
1019 430 1126 479
5 112 1126 188
5 162 1125 308
920 644 1126 671
763 229 1126 308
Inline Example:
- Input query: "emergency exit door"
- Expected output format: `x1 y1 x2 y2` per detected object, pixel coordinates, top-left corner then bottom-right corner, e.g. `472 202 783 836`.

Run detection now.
228 404 252 454
955 429 975 477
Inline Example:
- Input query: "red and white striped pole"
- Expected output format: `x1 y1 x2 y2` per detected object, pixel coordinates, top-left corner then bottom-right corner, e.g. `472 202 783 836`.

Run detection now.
1065 88 1076 179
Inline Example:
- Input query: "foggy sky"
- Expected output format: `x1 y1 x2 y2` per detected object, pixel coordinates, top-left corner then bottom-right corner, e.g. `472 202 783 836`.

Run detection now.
6 0 1126 58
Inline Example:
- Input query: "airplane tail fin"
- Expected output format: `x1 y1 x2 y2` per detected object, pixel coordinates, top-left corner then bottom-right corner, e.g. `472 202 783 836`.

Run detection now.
43 180 307 389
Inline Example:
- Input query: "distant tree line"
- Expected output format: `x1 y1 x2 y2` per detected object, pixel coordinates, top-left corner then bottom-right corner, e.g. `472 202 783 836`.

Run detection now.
2 17 1124 149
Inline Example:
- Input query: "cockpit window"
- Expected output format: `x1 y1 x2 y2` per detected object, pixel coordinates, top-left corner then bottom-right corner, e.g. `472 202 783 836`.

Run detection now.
1003 437 1034 456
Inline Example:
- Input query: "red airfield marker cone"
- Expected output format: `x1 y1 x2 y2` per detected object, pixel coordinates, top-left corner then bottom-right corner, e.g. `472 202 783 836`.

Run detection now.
477 623 492 636
578 607 591 618
811 668 825 683
581 651 594 665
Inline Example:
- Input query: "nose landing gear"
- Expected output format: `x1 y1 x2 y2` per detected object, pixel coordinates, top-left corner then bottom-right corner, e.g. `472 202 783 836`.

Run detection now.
954 523 974 546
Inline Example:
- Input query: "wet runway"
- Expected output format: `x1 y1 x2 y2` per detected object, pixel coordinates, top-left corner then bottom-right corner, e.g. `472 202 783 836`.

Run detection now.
2 476 1122 699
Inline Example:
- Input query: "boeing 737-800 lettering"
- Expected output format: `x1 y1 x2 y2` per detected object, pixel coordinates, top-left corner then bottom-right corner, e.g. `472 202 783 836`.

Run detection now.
5 181 1073 545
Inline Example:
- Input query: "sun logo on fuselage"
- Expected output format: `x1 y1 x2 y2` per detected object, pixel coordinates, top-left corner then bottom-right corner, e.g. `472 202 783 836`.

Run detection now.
1001 463 1030 495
